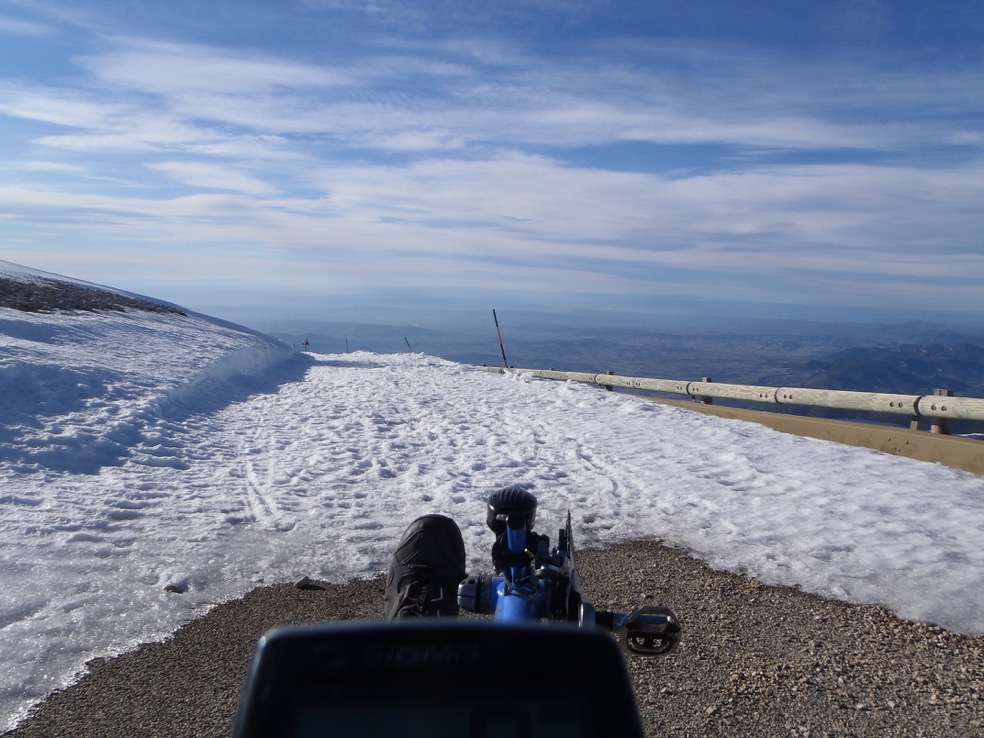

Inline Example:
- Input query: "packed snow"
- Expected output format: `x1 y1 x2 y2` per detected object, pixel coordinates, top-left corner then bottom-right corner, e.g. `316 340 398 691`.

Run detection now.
3 283 984 730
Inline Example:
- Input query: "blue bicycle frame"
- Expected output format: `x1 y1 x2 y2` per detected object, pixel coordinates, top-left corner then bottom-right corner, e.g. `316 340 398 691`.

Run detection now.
490 521 543 620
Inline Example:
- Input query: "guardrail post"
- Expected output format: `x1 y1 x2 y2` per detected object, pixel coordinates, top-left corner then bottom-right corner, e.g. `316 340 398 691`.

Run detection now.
701 377 713 405
909 413 921 431
931 389 953 435
605 370 614 391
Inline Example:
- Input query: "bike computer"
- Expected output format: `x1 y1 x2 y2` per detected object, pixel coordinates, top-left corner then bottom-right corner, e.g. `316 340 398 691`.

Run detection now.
232 619 645 738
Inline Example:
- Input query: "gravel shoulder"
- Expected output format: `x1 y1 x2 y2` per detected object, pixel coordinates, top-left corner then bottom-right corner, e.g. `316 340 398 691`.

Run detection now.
4 540 983 738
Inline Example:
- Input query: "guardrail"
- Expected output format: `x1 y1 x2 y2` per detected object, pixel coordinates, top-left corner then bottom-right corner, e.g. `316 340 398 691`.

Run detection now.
476 366 984 434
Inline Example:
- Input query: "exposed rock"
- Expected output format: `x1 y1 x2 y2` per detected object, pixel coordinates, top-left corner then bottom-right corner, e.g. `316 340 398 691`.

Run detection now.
0 277 184 315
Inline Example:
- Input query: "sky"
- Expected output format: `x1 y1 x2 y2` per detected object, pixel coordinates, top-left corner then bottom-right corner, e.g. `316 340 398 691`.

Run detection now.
1 0 983 325
3 263 984 729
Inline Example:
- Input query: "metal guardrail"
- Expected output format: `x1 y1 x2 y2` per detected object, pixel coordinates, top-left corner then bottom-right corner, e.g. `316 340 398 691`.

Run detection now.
477 366 984 432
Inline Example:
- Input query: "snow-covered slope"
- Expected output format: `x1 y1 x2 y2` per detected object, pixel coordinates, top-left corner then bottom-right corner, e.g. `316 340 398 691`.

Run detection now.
1 260 292 474
2 262 983 731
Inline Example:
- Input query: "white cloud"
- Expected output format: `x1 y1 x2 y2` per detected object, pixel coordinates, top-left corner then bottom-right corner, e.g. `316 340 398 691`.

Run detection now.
0 13 53 37
77 38 352 95
7 159 87 175
0 84 122 127
7 29 977 165
3 151 981 293
147 161 276 195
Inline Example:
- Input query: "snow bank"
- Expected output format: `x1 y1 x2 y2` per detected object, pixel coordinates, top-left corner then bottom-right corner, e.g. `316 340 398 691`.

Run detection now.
0 306 291 474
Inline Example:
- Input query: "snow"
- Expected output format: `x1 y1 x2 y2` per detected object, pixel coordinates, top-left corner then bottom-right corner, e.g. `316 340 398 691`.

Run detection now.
3 281 984 730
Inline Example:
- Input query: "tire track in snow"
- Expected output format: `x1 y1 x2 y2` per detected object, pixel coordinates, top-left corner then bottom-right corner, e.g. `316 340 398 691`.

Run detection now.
240 448 296 532
232 391 300 533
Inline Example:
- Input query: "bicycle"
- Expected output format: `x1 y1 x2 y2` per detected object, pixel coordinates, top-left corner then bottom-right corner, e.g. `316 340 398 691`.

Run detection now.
232 486 680 737
457 485 681 655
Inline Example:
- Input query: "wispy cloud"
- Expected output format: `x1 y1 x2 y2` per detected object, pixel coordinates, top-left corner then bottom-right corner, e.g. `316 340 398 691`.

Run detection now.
6 31 980 158
0 13 53 37
146 161 276 195
0 84 122 128
77 38 353 95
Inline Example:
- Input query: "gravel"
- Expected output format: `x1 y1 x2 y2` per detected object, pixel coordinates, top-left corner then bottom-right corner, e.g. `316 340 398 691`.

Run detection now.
4 540 983 738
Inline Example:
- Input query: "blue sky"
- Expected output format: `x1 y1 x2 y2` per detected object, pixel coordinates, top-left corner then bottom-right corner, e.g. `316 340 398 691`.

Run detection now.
1 0 982 325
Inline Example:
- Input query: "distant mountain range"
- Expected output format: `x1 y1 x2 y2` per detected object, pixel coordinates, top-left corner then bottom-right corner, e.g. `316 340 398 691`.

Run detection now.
771 342 984 397
269 319 984 433
268 321 984 394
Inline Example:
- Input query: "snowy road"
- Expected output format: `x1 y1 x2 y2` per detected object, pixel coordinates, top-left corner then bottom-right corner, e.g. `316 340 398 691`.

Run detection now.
4 304 984 730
